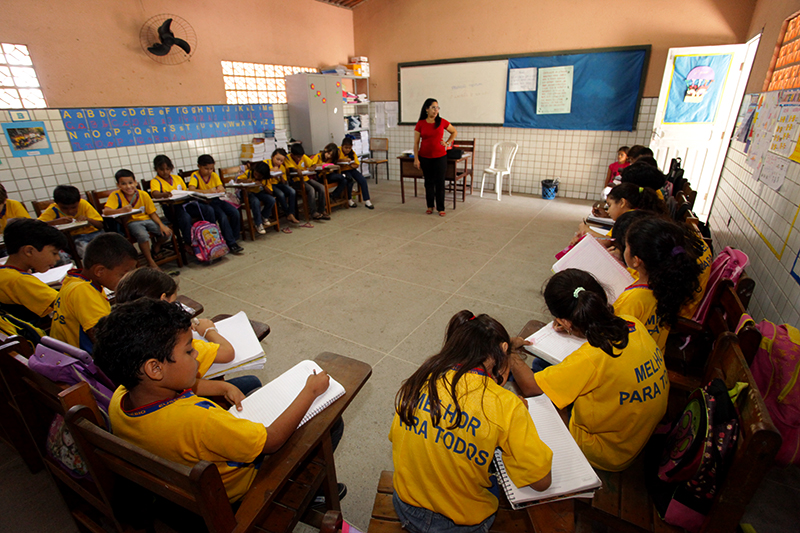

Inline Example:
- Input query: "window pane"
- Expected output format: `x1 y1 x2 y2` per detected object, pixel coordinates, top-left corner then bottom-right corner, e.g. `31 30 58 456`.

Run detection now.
226 91 237 105
18 88 46 108
221 61 233 75
0 88 22 108
0 66 13 86
2 43 33 66
10 66 39 87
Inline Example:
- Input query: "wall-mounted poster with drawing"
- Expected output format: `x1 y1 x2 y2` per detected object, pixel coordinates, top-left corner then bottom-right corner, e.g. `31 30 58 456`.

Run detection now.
663 54 734 124
2 121 54 157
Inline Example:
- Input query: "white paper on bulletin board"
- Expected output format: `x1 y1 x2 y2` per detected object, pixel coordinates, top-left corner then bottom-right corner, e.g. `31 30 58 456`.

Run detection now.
768 104 800 158
757 151 789 191
509 68 537 92
746 91 780 172
537 66 573 115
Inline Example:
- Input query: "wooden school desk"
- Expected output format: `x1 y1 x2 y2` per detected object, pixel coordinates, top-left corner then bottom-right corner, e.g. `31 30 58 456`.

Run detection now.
397 154 472 209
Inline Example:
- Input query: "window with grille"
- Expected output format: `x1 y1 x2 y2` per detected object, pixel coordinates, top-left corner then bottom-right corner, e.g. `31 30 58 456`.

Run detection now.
0 43 46 109
221 61 317 105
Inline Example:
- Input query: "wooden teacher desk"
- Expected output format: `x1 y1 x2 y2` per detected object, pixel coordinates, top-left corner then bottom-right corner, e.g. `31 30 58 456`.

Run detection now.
397 154 471 209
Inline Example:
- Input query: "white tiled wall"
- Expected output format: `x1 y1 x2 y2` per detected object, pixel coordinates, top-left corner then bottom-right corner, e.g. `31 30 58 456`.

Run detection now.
0 105 292 205
369 97 658 200
708 136 800 327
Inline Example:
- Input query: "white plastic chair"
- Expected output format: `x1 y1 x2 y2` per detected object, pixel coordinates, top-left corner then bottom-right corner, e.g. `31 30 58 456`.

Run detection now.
480 142 519 201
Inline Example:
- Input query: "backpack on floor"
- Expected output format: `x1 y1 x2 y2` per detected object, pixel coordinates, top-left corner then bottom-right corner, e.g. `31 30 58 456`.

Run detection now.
645 378 741 532
741 315 800 465
191 220 228 262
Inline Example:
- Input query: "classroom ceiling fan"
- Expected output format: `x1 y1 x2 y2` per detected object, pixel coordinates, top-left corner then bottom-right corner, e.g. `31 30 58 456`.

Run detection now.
139 14 197 65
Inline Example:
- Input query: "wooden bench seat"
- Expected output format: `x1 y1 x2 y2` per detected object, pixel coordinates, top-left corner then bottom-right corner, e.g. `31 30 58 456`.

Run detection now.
368 470 535 533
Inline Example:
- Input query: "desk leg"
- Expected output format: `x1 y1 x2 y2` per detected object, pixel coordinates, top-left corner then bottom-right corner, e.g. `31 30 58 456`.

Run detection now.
401 175 405 204
320 429 341 511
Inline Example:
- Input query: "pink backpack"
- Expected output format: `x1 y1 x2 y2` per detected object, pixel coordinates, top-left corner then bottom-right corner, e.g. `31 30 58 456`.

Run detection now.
692 247 748 324
740 315 800 464
191 220 228 262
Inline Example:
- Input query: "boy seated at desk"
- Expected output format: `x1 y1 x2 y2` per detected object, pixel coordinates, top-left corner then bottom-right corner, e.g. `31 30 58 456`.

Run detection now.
0 182 31 234
50 233 138 353
38 185 104 259
0 218 68 326
94 298 333 503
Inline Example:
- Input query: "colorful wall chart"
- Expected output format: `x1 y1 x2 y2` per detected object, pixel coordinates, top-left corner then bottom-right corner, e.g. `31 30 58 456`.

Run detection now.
60 104 274 152
663 54 733 124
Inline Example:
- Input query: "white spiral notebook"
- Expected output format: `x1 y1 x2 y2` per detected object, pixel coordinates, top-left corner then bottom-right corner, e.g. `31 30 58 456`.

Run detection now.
228 360 345 429
523 321 586 365
493 395 601 509
552 234 634 303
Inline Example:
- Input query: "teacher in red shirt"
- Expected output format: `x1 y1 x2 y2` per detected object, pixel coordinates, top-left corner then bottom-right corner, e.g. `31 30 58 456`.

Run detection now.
413 99 457 216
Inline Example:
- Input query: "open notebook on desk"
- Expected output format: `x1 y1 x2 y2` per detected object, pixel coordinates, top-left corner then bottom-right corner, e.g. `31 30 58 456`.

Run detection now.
104 207 144 218
552 235 634 303
524 321 586 365
194 311 266 379
494 395 601 509
229 360 345 429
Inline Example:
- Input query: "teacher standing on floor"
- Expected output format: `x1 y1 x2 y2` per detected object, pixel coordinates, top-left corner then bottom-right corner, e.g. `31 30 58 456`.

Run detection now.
414 98 457 216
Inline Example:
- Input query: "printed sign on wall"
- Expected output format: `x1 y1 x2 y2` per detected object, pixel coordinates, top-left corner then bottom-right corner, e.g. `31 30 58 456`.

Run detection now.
60 104 274 152
2 121 54 157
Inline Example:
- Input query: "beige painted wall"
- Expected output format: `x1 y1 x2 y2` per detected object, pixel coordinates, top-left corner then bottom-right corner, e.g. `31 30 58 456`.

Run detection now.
0 0 354 108
353 0 757 100
744 0 800 93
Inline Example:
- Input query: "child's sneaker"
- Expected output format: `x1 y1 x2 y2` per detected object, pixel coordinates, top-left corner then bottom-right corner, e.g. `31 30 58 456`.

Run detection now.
256 223 266 234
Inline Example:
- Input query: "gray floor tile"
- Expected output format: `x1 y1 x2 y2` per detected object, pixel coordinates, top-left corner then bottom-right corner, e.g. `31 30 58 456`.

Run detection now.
457 255 551 312
292 227 409 270
414 218 520 255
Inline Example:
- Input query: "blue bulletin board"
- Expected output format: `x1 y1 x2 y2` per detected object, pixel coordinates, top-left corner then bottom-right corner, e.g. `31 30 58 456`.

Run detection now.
60 104 274 152
504 47 649 131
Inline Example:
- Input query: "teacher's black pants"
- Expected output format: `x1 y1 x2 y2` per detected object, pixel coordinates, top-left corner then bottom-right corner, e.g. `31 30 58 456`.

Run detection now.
419 155 447 212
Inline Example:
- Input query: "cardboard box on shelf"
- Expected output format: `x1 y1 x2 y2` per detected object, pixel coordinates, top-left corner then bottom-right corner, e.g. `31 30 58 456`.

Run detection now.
349 56 368 63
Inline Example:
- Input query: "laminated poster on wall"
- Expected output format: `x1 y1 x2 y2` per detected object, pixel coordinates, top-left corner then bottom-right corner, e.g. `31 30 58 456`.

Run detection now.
746 91 781 173
663 54 733 124
1 121 54 157
768 89 800 160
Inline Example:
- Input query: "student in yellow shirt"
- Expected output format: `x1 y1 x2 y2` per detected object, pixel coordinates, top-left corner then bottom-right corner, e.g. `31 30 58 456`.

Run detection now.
103 169 173 270
510 269 669 472
266 149 306 230
391 310 552 529
310 143 350 210
0 183 31 234
339 137 374 209
575 183 667 245
114 266 262 397
236 161 276 235
94 298 332 503
286 144 329 221
187 154 244 253
51 233 138 353
38 185 104 259
0 219 68 325
150 155 216 251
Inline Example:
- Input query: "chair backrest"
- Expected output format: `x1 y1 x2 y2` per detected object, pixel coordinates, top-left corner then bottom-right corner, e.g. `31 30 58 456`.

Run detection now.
139 178 151 193
490 141 519 171
179 169 198 180
370 137 388 153
65 404 237 533
218 166 242 183
87 189 119 213
31 199 53 217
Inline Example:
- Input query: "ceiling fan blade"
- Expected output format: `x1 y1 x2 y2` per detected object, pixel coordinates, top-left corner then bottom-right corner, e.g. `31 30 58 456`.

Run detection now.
157 18 174 41
147 43 172 57
173 38 191 55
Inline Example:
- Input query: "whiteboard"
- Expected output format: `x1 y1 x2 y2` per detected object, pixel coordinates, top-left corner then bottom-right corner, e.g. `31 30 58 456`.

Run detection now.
399 60 509 124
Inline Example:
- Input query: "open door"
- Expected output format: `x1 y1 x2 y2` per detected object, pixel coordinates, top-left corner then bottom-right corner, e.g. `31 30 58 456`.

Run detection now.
651 35 760 220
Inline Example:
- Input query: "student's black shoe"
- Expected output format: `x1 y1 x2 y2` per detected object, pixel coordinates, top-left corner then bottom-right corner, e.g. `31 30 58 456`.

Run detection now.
365 203 374 209
229 243 244 254
310 483 347 509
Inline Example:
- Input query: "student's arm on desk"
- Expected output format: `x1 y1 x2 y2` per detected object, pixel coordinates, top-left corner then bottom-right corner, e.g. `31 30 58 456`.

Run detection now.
195 378 246 410
103 204 133 216
80 215 104 230
262 371 330 454
510 354 544 397
193 318 234 364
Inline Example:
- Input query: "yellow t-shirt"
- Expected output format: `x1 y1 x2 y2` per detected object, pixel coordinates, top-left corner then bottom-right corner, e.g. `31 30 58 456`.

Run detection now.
235 169 265 194
0 199 31 233
613 284 669 352
389 370 552 525
150 174 186 194
338 147 360 166
680 239 713 319
284 154 315 182
188 171 223 191
535 316 669 472
50 270 111 352
194 339 220 377
0 266 58 319
104 190 157 222
38 199 102 235
109 387 267 502
265 159 288 188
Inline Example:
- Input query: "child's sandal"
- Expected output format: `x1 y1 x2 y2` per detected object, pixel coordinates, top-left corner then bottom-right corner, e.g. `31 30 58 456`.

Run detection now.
300 222 314 228
281 227 293 234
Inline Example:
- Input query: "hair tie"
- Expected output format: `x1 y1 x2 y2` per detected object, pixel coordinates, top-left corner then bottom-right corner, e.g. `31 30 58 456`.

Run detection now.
671 246 685 256
638 187 643 193
573 287 585 298
468 315 476 321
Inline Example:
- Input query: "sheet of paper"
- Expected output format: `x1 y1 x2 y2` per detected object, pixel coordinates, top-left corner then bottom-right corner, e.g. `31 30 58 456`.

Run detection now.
552 235 634 303
32 263 73 286
524 322 586 365
537 66 573 115
199 311 266 379
769 104 800 158
386 102 398 128
758 152 790 191
509 68 537 92
746 91 781 172
104 207 144 219
54 220 88 231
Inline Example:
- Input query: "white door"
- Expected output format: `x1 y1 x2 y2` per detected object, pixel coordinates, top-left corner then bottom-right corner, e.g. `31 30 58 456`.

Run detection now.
651 35 760 220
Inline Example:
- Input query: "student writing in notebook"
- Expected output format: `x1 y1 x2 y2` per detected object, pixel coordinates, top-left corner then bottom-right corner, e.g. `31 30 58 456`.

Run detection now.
390 310 552 532
510 269 669 472
286 144 329 221
311 143 350 209
339 136 374 209
235 161 277 235
38 185 104 260
574 183 667 245
94 298 332 503
187 154 244 254
114 267 262 397
612 216 703 351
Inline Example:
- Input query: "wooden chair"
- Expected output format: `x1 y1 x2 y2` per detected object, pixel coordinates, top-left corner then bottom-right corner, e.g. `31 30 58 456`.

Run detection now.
451 139 476 195
0 337 43 473
362 137 389 184
178 169 196 180
88 188 183 268
0 338 122 532
288 168 313 222
219 172 256 241
319 166 351 215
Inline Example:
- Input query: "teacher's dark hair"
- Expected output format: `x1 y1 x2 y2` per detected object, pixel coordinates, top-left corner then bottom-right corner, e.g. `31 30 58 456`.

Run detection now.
418 98 442 128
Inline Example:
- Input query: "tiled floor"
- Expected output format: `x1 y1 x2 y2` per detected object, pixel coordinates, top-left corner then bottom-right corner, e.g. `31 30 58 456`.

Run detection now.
1 180 798 532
